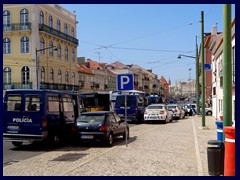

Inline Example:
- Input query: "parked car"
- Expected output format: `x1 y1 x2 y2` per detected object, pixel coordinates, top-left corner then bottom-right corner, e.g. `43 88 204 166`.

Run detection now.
144 104 173 123
167 104 185 119
76 111 129 146
183 104 193 116
200 106 213 116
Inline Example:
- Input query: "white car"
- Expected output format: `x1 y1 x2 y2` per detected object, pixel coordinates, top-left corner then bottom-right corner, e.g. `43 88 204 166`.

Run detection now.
167 104 185 119
144 104 173 123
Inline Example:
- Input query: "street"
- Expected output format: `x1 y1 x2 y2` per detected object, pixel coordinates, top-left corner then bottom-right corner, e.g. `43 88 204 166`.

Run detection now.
3 116 217 176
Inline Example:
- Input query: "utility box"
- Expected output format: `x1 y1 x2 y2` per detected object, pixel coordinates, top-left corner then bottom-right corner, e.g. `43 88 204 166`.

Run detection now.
207 140 224 176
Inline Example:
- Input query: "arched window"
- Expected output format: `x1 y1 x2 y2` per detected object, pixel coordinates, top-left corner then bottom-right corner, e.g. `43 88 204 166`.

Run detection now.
3 67 11 85
20 8 29 25
40 38 45 54
58 69 62 83
40 66 45 83
65 46 68 61
40 11 44 25
21 66 30 84
3 10 11 29
64 23 68 34
65 71 69 84
48 15 53 28
50 68 54 83
20 36 29 53
57 19 61 31
72 72 75 85
3 37 11 54
71 27 74 37
57 44 61 59
49 41 54 57
71 49 75 62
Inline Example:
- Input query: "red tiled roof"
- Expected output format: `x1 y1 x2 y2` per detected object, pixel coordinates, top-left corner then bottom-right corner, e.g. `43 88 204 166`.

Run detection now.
87 59 103 70
77 64 93 75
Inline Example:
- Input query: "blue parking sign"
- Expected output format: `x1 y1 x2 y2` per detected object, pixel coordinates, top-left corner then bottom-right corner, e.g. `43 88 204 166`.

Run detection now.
117 74 134 91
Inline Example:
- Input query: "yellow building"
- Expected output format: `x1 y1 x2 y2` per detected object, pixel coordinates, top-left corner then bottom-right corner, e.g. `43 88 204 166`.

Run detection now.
3 4 79 92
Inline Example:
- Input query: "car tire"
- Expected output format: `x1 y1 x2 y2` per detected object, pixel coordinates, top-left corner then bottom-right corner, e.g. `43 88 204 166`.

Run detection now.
106 133 114 146
206 111 212 116
123 128 129 140
12 141 23 147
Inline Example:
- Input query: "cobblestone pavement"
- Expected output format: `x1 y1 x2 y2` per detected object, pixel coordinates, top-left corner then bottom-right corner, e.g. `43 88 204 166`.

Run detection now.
3 115 217 176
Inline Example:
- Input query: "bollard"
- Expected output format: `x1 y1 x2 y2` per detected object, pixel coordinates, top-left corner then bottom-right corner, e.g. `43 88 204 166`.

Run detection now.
224 126 235 176
216 121 223 142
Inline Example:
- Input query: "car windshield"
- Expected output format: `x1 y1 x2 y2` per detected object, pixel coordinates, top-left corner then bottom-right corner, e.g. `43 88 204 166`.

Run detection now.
77 114 105 124
147 105 163 109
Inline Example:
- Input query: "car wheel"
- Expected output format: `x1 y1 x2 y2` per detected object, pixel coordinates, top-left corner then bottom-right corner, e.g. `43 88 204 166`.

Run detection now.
206 111 212 116
106 133 114 146
123 128 129 140
12 141 23 147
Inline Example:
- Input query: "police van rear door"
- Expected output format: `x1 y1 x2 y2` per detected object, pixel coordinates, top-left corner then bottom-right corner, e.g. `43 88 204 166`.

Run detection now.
3 91 43 137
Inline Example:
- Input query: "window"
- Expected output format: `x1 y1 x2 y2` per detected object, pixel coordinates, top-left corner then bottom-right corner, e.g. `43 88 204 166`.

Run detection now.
50 68 54 83
40 11 44 25
64 23 68 34
71 49 75 62
40 38 45 54
49 41 54 57
65 71 69 84
63 97 74 121
3 37 11 54
40 66 45 83
65 46 68 60
232 46 235 84
21 66 30 84
48 15 53 28
58 70 62 83
20 36 29 53
71 27 74 37
57 44 61 59
3 67 11 85
48 96 60 114
72 72 75 85
3 10 11 30
25 95 40 112
7 95 21 112
57 19 61 31
20 8 29 25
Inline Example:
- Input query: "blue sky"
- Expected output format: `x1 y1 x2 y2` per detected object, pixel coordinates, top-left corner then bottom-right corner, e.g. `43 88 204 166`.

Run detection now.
60 4 235 83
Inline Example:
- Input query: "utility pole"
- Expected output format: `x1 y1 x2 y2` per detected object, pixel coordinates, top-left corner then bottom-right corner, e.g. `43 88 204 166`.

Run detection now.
201 11 206 128
196 36 200 115
223 5 232 139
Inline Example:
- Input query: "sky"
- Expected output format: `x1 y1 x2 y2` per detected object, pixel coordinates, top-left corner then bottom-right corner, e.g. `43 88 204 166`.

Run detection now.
60 4 235 83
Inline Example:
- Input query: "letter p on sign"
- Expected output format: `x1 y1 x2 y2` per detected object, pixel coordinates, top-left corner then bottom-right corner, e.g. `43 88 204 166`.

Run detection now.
117 74 134 91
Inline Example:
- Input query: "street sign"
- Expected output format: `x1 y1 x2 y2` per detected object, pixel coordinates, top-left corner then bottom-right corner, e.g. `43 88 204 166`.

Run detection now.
117 74 134 91
204 64 212 71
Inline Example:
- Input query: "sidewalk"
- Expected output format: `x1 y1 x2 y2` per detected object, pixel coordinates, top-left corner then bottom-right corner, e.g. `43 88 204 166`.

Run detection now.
3 115 217 176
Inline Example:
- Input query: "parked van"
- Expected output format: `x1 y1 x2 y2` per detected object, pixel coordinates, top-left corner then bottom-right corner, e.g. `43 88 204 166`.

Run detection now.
3 89 80 146
114 94 148 123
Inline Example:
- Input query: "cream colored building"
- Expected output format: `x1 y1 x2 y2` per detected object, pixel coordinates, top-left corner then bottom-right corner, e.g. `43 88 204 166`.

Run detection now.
3 4 78 91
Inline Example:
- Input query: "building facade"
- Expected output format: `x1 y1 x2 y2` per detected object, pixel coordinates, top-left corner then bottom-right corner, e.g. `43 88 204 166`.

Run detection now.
3 4 79 92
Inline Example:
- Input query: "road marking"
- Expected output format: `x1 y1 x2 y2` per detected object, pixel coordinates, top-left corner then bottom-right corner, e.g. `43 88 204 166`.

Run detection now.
192 118 204 176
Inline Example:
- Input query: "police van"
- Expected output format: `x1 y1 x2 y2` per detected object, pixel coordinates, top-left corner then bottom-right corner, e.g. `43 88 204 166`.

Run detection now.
3 89 81 146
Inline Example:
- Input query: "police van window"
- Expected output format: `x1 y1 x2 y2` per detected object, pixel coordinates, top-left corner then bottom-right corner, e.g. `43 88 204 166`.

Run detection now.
7 95 21 111
137 96 144 106
63 97 74 121
48 96 60 114
25 95 40 112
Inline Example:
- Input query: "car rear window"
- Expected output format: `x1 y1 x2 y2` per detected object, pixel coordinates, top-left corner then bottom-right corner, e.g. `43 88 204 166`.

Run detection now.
77 114 105 125
147 105 163 109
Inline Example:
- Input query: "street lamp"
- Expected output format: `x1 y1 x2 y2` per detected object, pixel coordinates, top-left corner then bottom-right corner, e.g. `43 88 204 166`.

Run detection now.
178 51 200 116
35 46 58 89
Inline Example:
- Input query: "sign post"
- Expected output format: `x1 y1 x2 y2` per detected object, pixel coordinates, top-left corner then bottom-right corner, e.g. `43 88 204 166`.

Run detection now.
117 74 134 147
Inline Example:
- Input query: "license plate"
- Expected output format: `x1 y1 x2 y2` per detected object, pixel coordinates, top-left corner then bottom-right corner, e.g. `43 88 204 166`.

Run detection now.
81 135 94 139
7 125 20 130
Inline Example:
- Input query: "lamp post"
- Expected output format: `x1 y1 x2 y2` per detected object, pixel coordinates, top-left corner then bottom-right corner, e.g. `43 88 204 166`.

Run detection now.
35 46 58 89
178 49 200 115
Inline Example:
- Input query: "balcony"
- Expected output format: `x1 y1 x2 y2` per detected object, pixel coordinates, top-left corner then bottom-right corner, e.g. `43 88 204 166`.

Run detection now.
3 23 32 32
3 82 33 90
40 82 79 91
39 24 78 45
